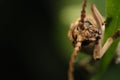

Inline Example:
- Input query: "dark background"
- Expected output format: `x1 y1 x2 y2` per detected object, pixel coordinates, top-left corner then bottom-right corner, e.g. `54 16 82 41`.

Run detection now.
1 0 67 80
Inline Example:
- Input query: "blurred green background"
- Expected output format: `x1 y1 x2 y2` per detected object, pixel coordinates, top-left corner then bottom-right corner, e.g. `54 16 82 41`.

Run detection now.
2 0 120 80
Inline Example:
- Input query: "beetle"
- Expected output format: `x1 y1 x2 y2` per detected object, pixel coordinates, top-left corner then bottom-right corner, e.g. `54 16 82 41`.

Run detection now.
67 0 120 80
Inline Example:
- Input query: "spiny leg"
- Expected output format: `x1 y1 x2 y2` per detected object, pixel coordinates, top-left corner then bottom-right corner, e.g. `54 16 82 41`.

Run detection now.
68 42 81 80
100 30 120 58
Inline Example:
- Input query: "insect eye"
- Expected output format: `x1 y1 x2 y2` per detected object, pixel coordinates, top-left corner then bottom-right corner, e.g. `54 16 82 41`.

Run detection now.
84 21 92 27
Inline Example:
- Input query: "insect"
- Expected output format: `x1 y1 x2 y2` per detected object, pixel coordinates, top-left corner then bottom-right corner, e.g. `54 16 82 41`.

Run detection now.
67 0 120 80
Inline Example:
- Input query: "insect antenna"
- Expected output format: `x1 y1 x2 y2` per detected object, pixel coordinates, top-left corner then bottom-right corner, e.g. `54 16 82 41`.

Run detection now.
68 0 88 80
68 42 81 80
80 0 88 30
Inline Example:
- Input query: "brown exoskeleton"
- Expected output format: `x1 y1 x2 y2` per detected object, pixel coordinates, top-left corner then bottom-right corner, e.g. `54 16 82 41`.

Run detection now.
68 0 120 80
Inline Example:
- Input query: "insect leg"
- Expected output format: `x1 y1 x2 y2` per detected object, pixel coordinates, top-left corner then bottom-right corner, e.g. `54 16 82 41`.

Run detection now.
93 38 102 60
91 4 105 44
100 30 120 58
115 42 120 64
91 4 105 29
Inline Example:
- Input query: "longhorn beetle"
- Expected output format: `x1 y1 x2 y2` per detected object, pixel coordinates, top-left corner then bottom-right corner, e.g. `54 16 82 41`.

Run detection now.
68 0 120 80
